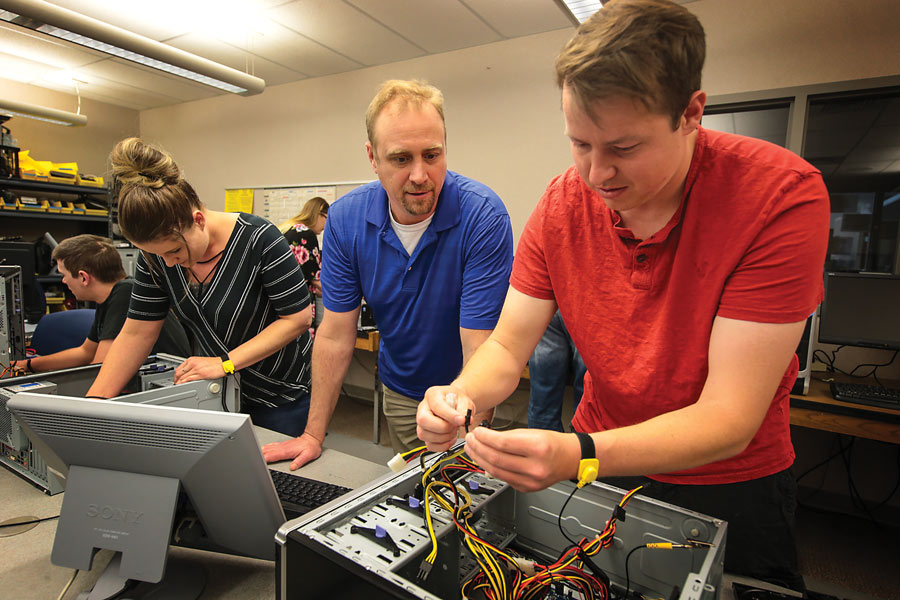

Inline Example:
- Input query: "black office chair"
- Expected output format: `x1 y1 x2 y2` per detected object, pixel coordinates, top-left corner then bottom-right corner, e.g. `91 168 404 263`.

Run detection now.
29 309 95 355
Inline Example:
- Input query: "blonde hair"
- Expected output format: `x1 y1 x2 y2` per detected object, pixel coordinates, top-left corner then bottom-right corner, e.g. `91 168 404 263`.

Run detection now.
365 79 445 151
110 137 202 244
555 0 705 128
278 196 329 233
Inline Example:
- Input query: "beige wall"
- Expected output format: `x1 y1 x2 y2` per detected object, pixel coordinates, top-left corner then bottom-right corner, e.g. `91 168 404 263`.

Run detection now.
138 27 574 241
136 0 900 243
695 0 900 95
0 79 138 177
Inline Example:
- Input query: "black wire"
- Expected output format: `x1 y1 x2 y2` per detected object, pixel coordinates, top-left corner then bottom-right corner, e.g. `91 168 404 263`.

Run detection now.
797 434 847 505
0 514 59 529
556 484 581 549
846 349 899 380
623 545 645 600
815 346 899 383
869 445 900 513
836 436 875 522
812 348 835 371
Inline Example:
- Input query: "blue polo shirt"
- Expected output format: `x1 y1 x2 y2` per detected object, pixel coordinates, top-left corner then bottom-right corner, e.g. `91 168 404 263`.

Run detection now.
321 170 513 400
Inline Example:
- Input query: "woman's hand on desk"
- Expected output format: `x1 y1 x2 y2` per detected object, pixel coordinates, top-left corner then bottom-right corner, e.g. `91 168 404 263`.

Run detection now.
261 432 323 470
173 356 228 384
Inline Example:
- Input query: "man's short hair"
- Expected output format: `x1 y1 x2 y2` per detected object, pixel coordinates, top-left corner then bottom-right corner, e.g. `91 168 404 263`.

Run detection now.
51 235 126 284
555 0 706 128
365 79 445 150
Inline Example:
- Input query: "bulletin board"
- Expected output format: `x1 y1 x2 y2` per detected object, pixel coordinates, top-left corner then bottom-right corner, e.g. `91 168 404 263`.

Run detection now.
256 186 337 226
226 181 371 226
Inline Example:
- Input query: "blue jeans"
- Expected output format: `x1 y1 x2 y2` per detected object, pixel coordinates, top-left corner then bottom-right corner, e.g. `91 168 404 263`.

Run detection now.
246 395 310 438
528 311 586 432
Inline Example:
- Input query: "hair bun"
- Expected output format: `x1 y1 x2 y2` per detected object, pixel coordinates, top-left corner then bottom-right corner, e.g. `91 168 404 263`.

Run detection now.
110 137 181 189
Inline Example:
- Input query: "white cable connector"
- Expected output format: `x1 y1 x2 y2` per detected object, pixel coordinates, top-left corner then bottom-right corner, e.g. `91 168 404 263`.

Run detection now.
510 556 538 576
387 453 407 473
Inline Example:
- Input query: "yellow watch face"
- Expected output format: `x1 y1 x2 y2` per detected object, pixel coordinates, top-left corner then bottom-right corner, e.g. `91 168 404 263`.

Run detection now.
222 359 235 374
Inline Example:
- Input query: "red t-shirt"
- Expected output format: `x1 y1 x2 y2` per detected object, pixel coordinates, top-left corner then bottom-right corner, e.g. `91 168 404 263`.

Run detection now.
511 127 830 484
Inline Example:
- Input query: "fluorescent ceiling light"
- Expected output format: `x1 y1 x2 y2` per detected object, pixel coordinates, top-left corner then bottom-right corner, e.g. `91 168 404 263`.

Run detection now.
0 0 265 95
0 97 86 126
557 0 604 24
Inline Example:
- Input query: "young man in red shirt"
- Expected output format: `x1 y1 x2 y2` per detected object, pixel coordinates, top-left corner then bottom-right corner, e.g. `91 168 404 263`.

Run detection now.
416 0 829 589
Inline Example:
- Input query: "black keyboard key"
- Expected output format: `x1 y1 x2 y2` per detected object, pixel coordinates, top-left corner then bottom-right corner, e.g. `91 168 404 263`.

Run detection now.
830 381 900 410
269 469 352 519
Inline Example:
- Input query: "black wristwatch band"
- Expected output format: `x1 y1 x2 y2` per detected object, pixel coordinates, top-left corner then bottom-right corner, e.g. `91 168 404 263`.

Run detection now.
574 431 595 460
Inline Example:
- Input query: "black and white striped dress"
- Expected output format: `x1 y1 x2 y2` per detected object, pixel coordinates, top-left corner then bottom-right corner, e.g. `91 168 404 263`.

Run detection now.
127 213 312 408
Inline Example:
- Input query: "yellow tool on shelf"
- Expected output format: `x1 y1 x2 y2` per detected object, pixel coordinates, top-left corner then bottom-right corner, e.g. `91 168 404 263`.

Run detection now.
18 197 49 212
77 173 105 187
18 150 50 181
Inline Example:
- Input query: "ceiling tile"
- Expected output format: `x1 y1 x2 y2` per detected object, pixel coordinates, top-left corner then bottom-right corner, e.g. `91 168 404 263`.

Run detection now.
34 0 190 41
462 0 572 38
266 0 425 66
166 33 305 87
34 77 158 111
234 22 363 77
2 0 580 109
0 53 68 85
0 22 102 68
346 0 500 53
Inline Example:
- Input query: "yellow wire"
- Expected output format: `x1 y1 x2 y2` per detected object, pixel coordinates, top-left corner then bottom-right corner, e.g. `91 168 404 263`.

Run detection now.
401 444 428 459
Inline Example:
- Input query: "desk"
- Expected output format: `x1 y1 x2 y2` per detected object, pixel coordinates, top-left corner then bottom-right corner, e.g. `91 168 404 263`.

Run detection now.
790 378 900 445
0 427 389 600
354 329 379 352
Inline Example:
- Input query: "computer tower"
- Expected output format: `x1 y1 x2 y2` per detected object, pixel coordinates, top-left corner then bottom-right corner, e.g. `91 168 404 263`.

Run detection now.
276 447 726 600
791 309 819 396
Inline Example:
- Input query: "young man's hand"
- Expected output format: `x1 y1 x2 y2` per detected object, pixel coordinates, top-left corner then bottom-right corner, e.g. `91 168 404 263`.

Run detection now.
416 385 475 452
463 428 581 493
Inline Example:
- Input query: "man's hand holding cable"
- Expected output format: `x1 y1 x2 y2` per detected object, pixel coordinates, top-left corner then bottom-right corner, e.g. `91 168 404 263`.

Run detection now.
416 385 476 452
463 427 582 493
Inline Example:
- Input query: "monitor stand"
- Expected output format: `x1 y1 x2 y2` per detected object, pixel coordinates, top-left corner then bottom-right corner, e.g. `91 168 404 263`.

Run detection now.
78 553 207 600
53 466 206 599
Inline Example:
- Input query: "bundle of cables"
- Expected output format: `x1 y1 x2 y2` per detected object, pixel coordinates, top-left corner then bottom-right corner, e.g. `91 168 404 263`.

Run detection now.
404 443 643 600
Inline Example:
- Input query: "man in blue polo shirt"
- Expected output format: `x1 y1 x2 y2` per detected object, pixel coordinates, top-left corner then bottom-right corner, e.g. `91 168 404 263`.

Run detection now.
262 79 513 469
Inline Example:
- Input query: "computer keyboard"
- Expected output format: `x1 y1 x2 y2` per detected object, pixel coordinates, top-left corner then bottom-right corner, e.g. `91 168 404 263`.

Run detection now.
270 469 352 519
830 381 900 410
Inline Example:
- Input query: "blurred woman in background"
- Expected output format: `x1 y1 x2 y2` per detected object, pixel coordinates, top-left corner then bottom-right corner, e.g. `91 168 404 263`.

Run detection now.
279 196 328 333
279 196 328 295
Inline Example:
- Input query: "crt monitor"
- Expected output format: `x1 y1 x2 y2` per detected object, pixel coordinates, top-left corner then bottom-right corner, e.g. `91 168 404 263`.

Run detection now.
818 271 900 350
7 394 286 598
